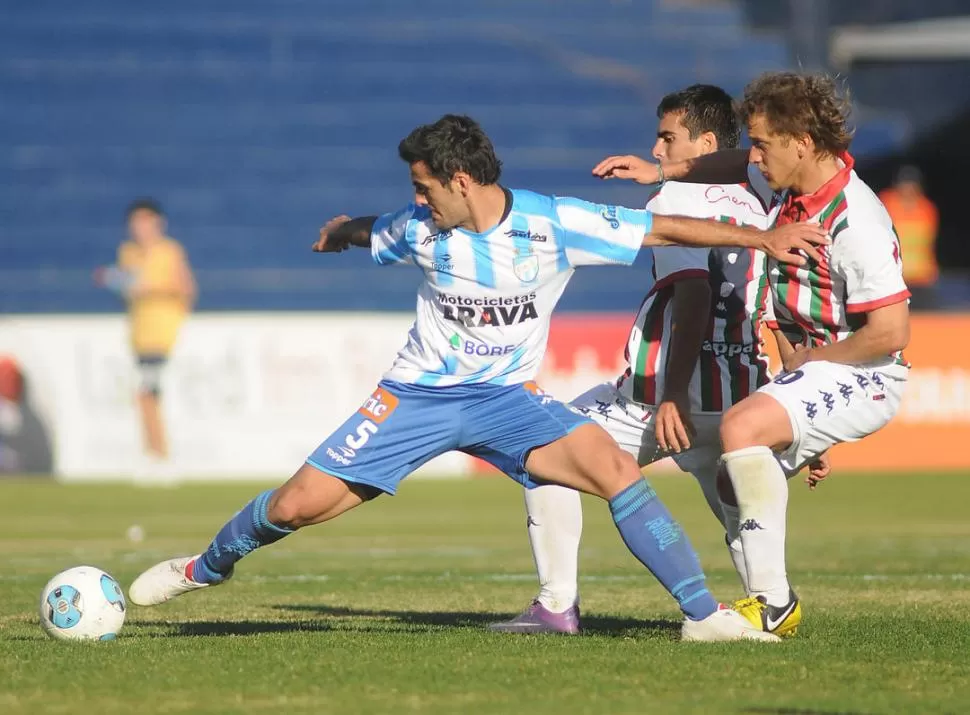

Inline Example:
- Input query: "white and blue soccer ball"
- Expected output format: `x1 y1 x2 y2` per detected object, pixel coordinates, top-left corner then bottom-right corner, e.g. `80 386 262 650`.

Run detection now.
39 566 127 641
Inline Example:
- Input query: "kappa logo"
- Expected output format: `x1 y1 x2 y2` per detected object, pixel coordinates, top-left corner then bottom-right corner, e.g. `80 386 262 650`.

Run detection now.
802 400 818 422
594 399 613 419
837 381 854 405
702 340 754 357
358 387 399 424
739 519 765 532
819 390 835 415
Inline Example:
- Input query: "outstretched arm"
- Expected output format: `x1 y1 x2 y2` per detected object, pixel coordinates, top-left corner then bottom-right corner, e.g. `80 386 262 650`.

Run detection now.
312 215 378 253
593 150 750 185
644 214 828 266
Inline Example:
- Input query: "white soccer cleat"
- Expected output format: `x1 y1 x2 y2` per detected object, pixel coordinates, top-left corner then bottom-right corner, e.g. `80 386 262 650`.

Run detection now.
128 555 227 606
681 605 782 643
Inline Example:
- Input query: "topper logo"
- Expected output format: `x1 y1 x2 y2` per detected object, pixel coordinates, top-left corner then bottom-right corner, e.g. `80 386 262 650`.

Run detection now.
358 387 399 424
705 185 758 214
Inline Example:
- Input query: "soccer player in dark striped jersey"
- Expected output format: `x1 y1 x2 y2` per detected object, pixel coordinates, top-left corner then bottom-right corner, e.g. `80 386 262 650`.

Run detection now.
492 85 823 636
578 72 910 638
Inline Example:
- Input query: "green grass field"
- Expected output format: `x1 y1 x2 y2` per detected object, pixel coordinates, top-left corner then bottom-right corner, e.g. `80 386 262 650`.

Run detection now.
2 472 969 714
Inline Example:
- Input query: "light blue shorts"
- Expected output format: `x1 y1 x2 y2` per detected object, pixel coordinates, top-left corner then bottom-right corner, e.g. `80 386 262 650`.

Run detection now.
307 380 591 494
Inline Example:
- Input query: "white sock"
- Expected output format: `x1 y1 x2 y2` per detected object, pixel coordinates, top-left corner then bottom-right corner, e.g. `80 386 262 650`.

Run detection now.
524 484 582 613
691 467 727 530
722 446 790 607
719 500 751 595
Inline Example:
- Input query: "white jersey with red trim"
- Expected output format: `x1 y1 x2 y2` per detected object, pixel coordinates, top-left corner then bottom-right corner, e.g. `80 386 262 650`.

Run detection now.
617 165 779 413
769 153 911 374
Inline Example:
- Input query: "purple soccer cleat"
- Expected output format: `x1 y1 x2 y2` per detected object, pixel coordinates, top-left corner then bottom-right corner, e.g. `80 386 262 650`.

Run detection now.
488 600 581 635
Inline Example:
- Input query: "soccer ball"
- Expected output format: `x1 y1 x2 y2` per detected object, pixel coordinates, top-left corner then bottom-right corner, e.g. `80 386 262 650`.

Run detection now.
39 566 127 641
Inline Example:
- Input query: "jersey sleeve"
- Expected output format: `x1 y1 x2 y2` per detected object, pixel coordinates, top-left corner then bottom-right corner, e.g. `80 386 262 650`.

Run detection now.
645 189 710 291
370 204 417 266
832 224 910 313
554 197 650 267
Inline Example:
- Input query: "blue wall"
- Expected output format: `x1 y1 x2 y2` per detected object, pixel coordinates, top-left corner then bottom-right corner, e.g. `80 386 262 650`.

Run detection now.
2 0 798 312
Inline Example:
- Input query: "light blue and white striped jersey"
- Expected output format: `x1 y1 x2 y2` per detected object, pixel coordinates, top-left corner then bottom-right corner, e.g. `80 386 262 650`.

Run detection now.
370 188 651 386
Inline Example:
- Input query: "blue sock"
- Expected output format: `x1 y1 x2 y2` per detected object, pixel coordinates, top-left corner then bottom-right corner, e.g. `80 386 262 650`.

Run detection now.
192 489 293 584
609 479 718 620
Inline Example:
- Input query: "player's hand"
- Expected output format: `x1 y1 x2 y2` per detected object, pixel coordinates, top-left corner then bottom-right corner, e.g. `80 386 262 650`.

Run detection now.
805 452 832 490
592 155 662 184
759 223 830 266
655 397 696 454
783 343 813 372
313 215 353 253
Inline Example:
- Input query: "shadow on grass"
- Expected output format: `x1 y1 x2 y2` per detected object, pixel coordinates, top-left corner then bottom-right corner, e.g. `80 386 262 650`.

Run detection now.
135 619 332 637
274 603 680 639
127 605 680 639
741 709 871 715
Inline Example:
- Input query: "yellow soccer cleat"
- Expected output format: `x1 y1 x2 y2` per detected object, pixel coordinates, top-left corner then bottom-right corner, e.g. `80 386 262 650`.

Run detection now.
734 590 802 637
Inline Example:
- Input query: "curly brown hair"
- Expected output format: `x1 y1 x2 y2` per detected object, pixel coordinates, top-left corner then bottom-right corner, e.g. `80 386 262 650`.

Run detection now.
738 72 854 156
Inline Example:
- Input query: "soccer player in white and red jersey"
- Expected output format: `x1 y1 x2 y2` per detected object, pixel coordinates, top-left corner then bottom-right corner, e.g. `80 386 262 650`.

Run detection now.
492 85 821 636
592 72 910 637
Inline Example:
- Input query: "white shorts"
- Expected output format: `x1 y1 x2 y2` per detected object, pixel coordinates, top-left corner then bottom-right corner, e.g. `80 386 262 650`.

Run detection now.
758 360 907 474
571 382 723 478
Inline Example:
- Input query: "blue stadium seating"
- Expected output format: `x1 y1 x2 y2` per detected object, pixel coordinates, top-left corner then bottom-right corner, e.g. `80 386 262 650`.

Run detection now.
2 0 802 312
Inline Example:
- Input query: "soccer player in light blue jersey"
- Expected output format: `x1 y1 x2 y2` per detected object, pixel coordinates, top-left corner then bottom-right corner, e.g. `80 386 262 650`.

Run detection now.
129 115 826 642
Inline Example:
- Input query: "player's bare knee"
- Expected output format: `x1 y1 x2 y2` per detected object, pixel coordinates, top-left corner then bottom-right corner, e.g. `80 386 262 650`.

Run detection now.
719 405 759 452
266 485 312 530
588 447 640 499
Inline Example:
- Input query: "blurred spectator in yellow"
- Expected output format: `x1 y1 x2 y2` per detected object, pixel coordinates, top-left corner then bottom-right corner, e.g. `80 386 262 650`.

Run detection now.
880 166 939 309
0 356 24 473
95 199 196 478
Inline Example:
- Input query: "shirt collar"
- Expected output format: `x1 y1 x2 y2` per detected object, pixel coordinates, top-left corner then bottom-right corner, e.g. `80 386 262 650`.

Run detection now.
783 152 854 217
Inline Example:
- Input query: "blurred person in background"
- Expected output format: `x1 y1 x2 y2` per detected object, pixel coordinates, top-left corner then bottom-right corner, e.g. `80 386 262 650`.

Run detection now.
95 199 196 480
0 356 24 473
879 165 939 309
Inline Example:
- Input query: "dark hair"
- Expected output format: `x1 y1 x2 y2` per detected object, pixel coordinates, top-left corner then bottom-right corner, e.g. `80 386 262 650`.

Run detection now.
657 84 740 150
738 72 853 156
125 198 164 220
398 114 502 185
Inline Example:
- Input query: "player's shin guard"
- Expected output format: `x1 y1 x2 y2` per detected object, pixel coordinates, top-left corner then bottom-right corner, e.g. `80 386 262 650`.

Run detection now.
524 484 582 613
192 489 293 584
722 446 789 606
609 478 717 620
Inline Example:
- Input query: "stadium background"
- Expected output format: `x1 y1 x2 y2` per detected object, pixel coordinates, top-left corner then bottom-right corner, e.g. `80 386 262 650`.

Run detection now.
1 0 968 479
